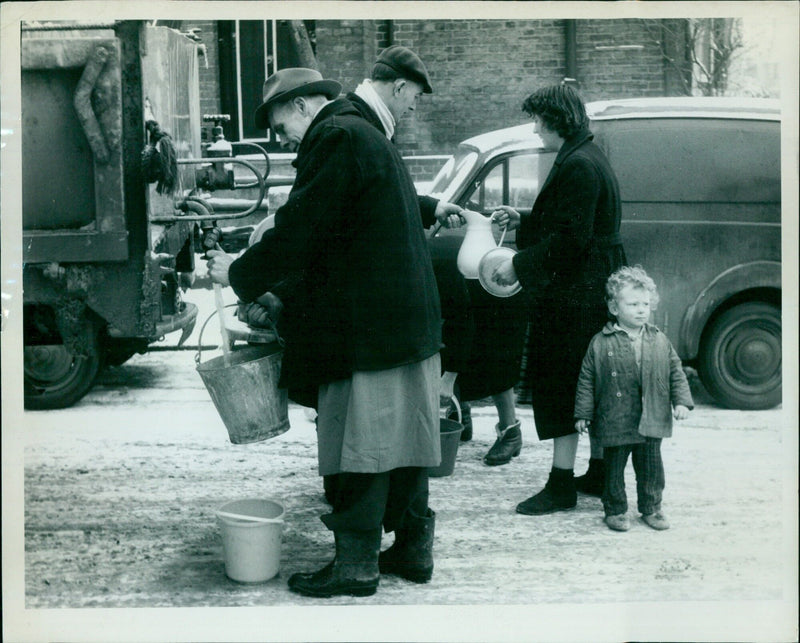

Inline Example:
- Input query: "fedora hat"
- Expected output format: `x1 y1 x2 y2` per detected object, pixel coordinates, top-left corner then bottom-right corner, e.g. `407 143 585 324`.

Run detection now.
254 68 342 129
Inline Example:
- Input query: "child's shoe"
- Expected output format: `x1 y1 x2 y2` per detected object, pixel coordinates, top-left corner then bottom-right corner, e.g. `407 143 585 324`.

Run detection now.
641 512 670 530
604 513 630 532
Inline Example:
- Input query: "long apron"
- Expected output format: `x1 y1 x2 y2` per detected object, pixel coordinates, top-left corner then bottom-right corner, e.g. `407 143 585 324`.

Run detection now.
316 353 441 476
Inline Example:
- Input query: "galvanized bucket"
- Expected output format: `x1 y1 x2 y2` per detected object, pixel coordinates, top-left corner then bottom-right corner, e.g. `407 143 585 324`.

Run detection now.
196 308 289 444
428 396 463 478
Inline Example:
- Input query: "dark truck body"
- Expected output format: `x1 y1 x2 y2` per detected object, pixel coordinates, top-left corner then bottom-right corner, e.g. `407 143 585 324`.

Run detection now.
21 21 257 409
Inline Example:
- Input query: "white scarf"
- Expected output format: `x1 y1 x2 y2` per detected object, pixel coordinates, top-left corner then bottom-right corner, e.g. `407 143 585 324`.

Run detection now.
354 79 395 140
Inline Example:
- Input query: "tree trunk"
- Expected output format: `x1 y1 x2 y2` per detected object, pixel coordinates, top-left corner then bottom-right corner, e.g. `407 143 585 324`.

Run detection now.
287 20 317 69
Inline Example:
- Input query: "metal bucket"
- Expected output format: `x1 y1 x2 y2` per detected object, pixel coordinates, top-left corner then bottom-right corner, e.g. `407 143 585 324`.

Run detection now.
196 309 289 444
428 396 463 478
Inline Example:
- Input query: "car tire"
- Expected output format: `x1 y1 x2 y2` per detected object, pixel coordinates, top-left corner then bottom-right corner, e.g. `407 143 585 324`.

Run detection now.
24 312 102 410
698 301 781 410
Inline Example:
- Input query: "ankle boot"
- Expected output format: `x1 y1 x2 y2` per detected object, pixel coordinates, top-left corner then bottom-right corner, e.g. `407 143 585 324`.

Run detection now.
516 467 577 515
449 401 473 442
288 529 381 597
575 458 605 497
483 420 522 466
379 508 435 583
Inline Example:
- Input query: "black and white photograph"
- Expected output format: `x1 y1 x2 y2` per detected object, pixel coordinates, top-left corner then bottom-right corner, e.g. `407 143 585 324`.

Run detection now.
2 1 798 641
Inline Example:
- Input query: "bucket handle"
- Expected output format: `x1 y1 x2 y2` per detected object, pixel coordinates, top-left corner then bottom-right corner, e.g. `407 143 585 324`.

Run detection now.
195 304 238 365
194 304 284 365
441 395 462 424
216 509 283 524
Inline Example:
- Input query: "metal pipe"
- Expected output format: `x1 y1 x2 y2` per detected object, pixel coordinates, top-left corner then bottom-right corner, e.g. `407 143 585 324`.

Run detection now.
205 197 270 213
564 19 578 85
22 22 117 31
149 156 266 223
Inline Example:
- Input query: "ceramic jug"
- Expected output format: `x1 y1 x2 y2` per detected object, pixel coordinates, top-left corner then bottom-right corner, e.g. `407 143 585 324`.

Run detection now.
457 209 503 279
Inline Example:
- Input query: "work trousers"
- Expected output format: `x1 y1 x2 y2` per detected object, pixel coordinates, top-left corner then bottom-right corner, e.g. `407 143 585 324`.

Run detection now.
602 438 664 516
320 466 429 534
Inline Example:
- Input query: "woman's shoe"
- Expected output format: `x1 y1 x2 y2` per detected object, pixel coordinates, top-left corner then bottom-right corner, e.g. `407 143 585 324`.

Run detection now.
483 420 522 466
516 468 577 515
575 458 605 496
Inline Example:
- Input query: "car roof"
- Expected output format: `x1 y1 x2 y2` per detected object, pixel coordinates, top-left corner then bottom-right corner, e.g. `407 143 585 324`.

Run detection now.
586 96 781 121
458 97 781 155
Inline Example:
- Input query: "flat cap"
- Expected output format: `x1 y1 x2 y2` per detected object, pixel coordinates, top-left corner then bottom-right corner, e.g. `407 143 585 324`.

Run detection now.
375 45 433 94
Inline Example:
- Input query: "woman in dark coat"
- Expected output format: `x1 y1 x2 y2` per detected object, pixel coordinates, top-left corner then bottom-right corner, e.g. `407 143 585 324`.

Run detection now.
491 84 627 515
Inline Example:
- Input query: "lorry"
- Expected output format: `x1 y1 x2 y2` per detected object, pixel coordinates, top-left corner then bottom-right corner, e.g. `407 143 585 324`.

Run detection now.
21 20 266 409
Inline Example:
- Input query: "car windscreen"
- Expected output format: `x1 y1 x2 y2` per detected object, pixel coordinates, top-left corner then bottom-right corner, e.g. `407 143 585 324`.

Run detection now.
426 150 479 201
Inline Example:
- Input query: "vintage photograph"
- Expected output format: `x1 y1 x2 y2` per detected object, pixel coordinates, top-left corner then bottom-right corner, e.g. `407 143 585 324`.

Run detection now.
2 1 797 641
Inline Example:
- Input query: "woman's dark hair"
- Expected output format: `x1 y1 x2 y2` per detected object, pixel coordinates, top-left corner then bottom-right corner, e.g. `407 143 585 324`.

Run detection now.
522 84 588 139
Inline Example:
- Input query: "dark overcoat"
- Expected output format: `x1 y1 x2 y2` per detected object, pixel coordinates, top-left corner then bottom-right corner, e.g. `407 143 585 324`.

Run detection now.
228 98 442 397
345 91 440 222
512 128 627 438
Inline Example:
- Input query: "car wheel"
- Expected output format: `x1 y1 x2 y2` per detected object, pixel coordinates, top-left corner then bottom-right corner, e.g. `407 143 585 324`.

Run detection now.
698 302 781 410
24 311 102 410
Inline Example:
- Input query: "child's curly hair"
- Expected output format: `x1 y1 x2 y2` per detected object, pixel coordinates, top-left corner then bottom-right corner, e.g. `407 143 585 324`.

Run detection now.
606 265 660 310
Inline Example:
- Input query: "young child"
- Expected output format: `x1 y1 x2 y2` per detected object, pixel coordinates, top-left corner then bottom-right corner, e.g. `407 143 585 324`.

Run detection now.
574 265 693 532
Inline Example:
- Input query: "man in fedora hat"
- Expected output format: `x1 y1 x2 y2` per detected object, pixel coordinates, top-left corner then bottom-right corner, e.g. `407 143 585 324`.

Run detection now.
208 67 455 598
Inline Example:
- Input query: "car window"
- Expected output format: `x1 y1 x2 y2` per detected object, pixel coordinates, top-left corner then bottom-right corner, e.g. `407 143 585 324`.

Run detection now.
463 152 555 213
599 119 780 204
466 163 504 212
508 154 542 210
428 151 479 201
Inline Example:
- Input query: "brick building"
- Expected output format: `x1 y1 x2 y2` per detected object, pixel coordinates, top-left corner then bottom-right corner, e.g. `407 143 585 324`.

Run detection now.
182 18 690 180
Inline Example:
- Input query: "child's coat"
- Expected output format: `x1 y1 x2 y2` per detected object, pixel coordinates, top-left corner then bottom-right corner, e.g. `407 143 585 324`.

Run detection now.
574 322 694 447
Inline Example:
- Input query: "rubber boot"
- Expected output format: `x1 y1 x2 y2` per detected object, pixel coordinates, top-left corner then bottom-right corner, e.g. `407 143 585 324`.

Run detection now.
288 529 381 597
322 474 337 506
575 458 605 497
379 508 435 583
516 468 577 515
483 420 522 466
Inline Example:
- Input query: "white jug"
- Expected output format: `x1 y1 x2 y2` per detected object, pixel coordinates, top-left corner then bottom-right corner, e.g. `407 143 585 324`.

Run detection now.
456 209 504 279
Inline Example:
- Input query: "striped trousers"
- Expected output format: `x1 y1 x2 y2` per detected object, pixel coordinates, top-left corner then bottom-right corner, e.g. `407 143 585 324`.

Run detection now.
602 438 664 516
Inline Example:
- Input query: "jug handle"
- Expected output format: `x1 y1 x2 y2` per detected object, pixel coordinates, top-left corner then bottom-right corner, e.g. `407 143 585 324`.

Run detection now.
498 226 507 247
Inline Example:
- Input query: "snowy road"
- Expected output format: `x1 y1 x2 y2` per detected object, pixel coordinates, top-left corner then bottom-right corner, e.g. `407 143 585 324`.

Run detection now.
6 279 797 642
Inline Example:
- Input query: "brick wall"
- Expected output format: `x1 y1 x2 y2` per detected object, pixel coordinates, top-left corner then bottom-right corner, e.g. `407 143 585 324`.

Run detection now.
316 18 682 160
184 19 686 180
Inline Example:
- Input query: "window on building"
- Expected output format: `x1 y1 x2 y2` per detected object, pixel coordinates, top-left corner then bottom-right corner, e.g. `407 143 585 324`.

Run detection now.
218 20 316 151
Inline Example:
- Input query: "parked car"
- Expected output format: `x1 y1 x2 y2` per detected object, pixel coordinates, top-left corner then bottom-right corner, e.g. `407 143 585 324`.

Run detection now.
425 97 782 410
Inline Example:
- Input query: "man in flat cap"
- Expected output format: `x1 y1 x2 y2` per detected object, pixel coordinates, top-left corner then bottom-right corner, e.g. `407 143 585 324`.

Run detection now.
208 67 456 598
346 44 462 224
347 46 479 448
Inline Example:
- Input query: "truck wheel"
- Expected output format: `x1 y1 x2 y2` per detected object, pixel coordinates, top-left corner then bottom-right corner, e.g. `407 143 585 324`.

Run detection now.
698 302 781 410
24 314 102 410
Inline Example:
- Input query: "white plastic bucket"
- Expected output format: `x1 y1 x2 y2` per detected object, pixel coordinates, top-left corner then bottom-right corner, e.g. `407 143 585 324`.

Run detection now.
216 498 285 583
